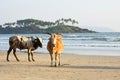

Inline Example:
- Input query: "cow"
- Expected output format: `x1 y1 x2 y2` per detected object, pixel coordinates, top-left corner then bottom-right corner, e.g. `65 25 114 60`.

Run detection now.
47 33 64 67
6 36 43 62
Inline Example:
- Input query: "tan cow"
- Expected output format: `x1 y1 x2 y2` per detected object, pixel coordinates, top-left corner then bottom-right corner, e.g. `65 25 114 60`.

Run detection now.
47 33 64 67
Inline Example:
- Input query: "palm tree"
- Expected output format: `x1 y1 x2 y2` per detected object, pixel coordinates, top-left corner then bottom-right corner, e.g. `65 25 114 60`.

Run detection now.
72 19 79 25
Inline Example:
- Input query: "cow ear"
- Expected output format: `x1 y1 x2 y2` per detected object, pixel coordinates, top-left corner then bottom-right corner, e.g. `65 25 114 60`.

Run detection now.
57 34 62 39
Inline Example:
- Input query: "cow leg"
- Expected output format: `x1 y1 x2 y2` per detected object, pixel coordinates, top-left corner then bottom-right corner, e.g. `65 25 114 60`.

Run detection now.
50 53 53 67
58 54 61 66
13 49 19 62
55 54 58 67
6 47 12 62
31 52 35 62
28 50 31 62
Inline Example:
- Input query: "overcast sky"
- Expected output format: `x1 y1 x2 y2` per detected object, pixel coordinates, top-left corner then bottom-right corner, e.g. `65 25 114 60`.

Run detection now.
0 0 120 32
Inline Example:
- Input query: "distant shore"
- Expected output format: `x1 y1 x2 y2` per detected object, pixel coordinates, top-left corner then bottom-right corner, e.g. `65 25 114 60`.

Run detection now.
0 50 120 80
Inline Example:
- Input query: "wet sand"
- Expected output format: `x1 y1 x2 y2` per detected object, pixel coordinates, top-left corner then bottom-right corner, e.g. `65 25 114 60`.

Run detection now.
0 51 120 80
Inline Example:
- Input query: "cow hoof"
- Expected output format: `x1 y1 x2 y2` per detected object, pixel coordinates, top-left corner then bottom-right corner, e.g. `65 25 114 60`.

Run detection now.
58 64 60 66
17 59 20 62
28 60 31 62
55 65 58 67
50 65 53 67
7 60 10 62
32 59 35 62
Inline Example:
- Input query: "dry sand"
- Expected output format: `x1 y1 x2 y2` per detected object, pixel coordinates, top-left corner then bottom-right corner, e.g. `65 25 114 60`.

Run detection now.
0 51 120 80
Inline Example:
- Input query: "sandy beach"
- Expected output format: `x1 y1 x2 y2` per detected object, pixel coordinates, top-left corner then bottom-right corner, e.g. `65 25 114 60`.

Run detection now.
0 51 120 80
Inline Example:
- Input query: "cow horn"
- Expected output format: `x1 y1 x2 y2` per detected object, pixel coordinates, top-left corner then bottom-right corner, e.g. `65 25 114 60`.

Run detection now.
46 32 52 35
56 33 63 36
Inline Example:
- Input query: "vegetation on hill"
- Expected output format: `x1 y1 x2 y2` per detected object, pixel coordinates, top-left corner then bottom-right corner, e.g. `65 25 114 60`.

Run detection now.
0 18 96 34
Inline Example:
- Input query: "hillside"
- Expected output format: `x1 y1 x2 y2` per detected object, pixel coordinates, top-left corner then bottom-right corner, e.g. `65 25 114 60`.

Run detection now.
0 18 96 34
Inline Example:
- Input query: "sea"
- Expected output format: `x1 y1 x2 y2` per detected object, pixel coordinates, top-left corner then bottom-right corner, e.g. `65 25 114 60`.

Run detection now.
0 32 120 56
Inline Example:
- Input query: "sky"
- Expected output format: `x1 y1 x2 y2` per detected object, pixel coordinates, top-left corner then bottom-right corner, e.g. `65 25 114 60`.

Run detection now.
0 0 120 32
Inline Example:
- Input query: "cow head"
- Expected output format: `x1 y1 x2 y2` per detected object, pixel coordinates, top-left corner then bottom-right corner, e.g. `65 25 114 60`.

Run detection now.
47 33 62 47
33 37 43 49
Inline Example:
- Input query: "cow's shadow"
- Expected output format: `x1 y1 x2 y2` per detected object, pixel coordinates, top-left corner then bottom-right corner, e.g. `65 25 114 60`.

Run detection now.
31 64 120 70
61 65 120 70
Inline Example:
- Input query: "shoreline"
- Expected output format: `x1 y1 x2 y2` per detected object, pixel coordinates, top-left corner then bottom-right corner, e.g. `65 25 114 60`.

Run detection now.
0 50 120 80
1 48 120 57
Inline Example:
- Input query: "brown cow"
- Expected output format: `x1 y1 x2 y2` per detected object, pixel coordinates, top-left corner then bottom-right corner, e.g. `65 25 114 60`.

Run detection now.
47 33 64 67
7 36 43 62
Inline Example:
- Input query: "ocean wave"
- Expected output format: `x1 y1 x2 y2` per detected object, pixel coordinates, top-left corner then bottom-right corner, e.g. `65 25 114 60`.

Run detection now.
62 37 120 42
92 38 107 41
0 33 120 49
0 38 8 40
0 42 8 45
64 44 120 47
115 38 120 42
